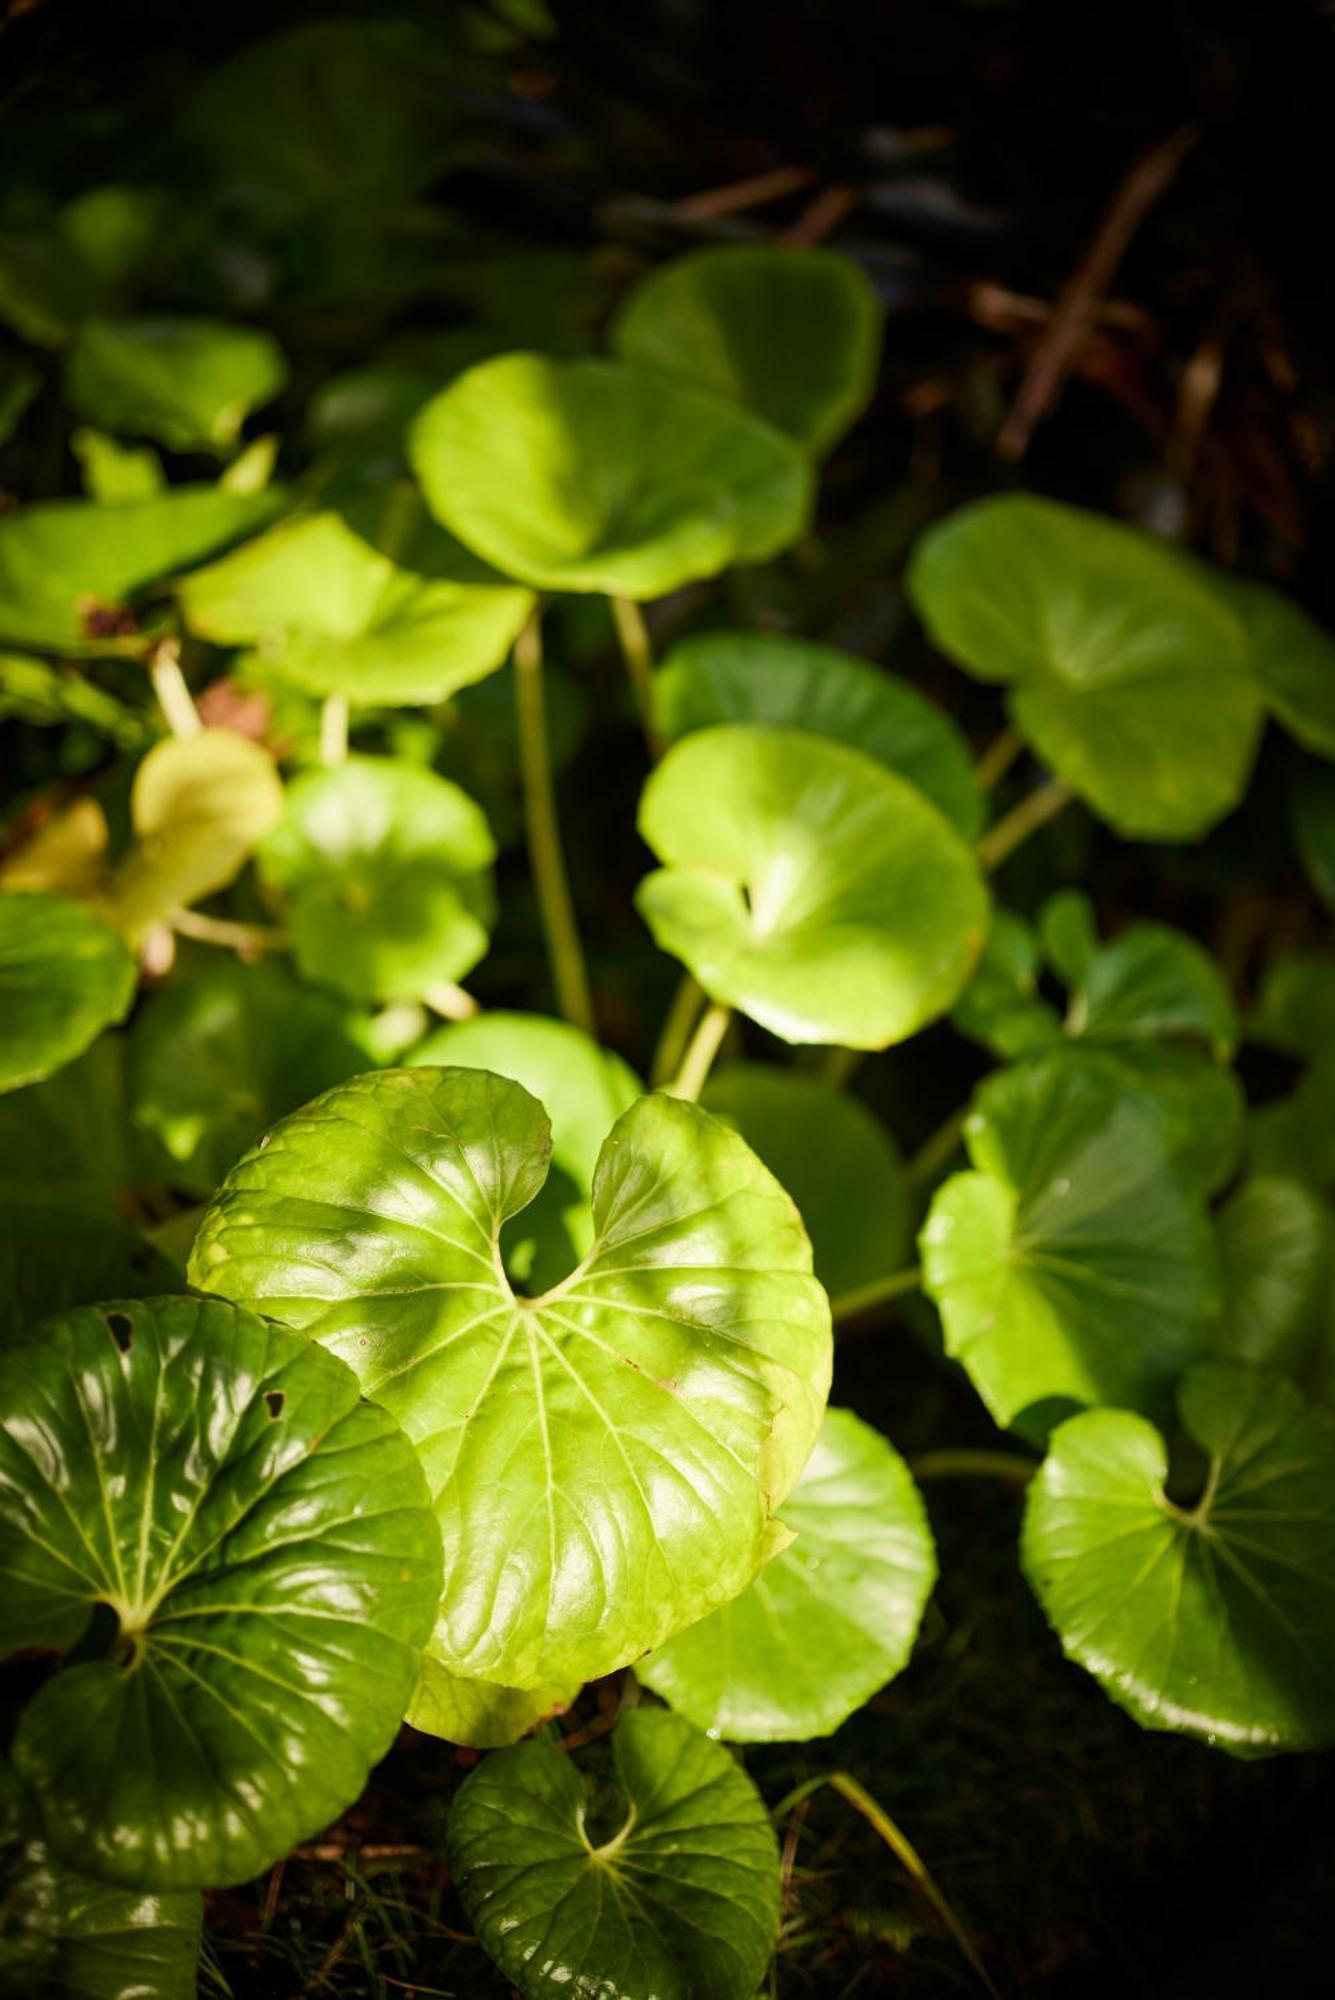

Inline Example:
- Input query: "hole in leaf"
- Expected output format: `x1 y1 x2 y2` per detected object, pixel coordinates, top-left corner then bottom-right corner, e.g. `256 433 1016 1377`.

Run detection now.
105 1312 133 1354
264 1390 285 1420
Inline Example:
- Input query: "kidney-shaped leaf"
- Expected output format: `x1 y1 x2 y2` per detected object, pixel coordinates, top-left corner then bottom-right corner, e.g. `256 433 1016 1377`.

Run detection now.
920 1052 1219 1436
908 496 1262 840
641 1408 935 1741
177 506 533 706
257 756 495 1002
611 244 882 454
448 1706 781 2000
652 628 981 836
190 1069 832 1690
0 894 136 1094
0 1295 441 1889
1022 1363 1335 1755
637 724 988 1048
410 354 811 599
67 317 288 454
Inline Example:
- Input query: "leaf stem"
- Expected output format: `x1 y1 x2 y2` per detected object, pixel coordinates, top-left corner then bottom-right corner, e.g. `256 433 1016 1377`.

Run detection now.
831 1265 920 1323
650 972 705 1087
514 608 595 1034
822 1046 864 1089
973 723 1022 792
320 694 349 766
669 1002 731 1102
909 1448 1036 1486
170 910 288 954
908 1106 968 1186
148 638 201 739
609 596 664 759
423 981 480 1022
976 776 1074 872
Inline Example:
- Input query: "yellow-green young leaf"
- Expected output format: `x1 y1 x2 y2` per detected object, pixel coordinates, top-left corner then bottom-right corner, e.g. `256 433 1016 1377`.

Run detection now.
0 893 136 1094
66 316 288 453
641 1408 936 1741
189 1069 832 1691
257 756 496 1003
104 730 284 943
920 1052 1219 1438
410 353 811 599
611 243 882 453
0 798 109 898
636 724 988 1048
177 507 533 706
652 628 981 837
407 1659 577 1750
0 1296 442 1890
1021 1364 1335 1755
448 1707 781 2000
907 495 1263 841
71 428 165 502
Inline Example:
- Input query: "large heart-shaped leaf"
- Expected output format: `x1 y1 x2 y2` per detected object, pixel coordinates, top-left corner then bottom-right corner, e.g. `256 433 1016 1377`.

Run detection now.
0 488 284 654
652 628 981 836
448 1706 781 2000
177 505 533 705
702 1064 910 1302
636 724 988 1048
611 244 882 453
190 1069 831 1690
410 354 811 599
920 1052 1219 1436
67 317 288 454
0 1295 441 1889
907 496 1262 840
408 1012 641 1292
257 756 495 1002
641 1408 935 1741
1021 1364 1335 1755
0 894 136 1094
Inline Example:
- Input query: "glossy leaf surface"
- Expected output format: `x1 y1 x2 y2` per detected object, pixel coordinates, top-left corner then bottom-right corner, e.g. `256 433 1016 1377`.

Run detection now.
190 1069 832 1689
0 895 136 1094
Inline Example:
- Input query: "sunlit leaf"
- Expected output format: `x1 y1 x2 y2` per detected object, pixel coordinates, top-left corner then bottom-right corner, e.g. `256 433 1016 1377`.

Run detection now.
0 894 136 1094
407 1659 577 1751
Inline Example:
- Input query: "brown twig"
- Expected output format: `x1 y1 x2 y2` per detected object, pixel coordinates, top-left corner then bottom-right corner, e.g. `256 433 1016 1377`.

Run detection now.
675 164 814 221
782 182 859 248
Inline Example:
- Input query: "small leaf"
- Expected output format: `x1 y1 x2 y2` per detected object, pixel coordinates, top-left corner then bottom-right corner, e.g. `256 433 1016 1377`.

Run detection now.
1215 1176 1334 1402
0 656 145 745
1293 764 1335 910
448 1707 781 2000
908 496 1262 840
1228 574 1335 760
67 317 288 453
0 798 109 898
1021 1364 1335 1755
1051 890 1238 1055
0 894 136 1094
951 910 1060 1059
641 1408 936 1741
1250 949 1335 1070
920 1051 1219 1436
410 353 811 599
652 628 981 836
190 1069 831 1690
257 756 495 1003
637 724 988 1048
0 1295 441 1889
611 244 882 453
71 429 165 503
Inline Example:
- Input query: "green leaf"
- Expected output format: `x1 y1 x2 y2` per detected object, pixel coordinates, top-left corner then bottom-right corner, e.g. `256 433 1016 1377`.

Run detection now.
127 955 380 1197
1050 890 1238 1056
920 1052 1219 1436
1021 1363 1335 1755
0 356 39 448
71 430 164 504
652 628 981 836
907 496 1262 840
189 1070 831 1690
0 894 136 1094
951 910 1060 1059
637 724 988 1048
1215 1176 1334 1399
1250 949 1335 1070
1293 764 1335 910
410 354 811 599
1228 575 1335 760
178 505 532 706
0 656 145 745
104 730 285 944
257 756 495 1002
448 1706 781 2000
702 1063 910 1301
407 1660 577 1751
0 1197 178 1344
67 317 287 454
1074 1041 1244 1197
407 1012 641 1292
0 1294 441 1889
0 1038 131 1204
611 244 882 453
0 488 284 654
641 1408 935 1741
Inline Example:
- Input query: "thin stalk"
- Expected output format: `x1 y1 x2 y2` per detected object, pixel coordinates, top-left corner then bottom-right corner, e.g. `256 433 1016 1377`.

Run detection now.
171 910 288 954
908 1106 968 1186
977 777 1073 872
831 1265 920 1323
609 596 664 758
423 981 480 1022
514 609 595 1034
650 972 705 1088
973 724 1022 791
822 1046 864 1089
320 694 349 766
669 1003 731 1103
910 1448 1036 1486
148 639 201 739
